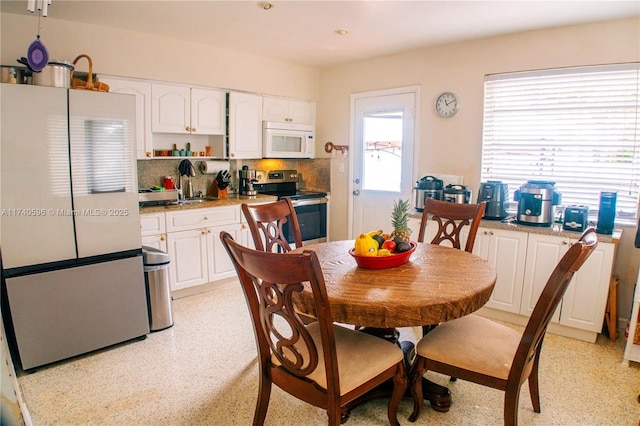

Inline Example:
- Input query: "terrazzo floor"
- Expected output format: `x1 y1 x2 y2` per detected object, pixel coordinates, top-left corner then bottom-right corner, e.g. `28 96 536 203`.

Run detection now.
15 280 640 425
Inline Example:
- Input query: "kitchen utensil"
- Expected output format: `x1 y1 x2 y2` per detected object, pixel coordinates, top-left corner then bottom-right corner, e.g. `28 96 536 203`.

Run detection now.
1 66 31 84
32 60 73 88
70 54 109 92
216 171 230 190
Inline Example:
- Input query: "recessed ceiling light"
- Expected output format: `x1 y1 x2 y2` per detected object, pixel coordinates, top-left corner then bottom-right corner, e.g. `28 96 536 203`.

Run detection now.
335 29 349 36
257 2 274 10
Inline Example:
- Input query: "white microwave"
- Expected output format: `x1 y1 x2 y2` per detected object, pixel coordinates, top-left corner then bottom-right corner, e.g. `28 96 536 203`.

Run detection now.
263 121 315 158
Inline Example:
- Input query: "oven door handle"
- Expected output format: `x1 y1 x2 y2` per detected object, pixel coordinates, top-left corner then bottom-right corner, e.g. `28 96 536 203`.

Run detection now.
290 197 328 207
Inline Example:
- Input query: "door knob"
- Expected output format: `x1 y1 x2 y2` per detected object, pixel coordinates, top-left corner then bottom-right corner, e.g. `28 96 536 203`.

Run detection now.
353 189 360 196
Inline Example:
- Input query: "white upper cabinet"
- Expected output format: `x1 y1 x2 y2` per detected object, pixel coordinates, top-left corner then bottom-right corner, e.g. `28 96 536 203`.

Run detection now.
100 76 153 159
228 92 263 159
190 88 226 135
263 96 316 125
152 83 225 135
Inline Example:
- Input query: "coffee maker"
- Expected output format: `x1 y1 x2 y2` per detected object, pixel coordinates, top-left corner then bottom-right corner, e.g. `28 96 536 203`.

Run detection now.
239 166 257 196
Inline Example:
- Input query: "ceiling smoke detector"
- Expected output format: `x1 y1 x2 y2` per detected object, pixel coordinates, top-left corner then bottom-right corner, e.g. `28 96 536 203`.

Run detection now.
257 2 274 11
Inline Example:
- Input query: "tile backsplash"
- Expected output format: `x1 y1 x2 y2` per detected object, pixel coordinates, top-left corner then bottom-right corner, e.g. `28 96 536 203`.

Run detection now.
137 158 331 196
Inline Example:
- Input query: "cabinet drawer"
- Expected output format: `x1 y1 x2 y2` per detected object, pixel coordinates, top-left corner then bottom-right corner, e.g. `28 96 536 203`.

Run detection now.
166 206 241 232
140 212 166 236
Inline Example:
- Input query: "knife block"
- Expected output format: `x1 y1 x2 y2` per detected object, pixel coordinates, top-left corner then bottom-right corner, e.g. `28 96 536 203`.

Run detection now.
208 180 228 198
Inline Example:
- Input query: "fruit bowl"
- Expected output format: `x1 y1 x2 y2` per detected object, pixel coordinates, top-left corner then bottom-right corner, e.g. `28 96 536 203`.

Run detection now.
349 242 417 269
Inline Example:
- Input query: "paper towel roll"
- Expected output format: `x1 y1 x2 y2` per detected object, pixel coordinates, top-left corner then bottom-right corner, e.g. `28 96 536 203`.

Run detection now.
202 160 231 174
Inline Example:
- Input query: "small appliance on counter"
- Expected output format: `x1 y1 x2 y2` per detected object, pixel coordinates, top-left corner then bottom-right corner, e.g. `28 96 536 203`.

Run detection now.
413 175 443 211
477 181 509 220
596 191 617 235
239 166 258 196
563 205 589 232
514 180 562 227
444 184 472 204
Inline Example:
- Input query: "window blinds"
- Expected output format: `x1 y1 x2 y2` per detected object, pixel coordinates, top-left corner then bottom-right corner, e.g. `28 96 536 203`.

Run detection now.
481 64 640 219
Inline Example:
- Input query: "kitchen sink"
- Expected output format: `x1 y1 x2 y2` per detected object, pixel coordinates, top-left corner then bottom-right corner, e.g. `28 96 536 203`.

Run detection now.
183 197 218 204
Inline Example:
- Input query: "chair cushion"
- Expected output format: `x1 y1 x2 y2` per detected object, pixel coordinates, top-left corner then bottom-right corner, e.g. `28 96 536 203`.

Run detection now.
415 314 521 380
273 323 404 395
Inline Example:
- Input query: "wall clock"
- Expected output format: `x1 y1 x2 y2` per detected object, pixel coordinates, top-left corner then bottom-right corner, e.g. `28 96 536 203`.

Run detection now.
435 92 459 118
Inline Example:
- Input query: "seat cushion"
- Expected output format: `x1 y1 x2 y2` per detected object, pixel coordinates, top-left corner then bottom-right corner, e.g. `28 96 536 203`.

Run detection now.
274 323 404 395
415 314 521 380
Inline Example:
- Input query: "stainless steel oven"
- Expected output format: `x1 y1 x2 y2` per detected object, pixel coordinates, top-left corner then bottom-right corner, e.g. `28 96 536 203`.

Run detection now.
252 169 328 247
286 197 327 246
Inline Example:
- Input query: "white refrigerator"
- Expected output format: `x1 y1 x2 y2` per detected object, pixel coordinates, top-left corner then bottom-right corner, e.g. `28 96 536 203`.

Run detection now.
1 84 150 370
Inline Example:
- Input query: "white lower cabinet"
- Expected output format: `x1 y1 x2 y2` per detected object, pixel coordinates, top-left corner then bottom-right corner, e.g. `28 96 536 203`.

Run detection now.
164 205 243 290
521 233 615 333
409 216 617 343
480 230 616 342
142 234 167 252
140 212 167 252
473 227 528 314
141 205 256 291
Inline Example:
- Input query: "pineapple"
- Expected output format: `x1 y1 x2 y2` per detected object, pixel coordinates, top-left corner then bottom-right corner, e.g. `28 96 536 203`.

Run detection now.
390 199 412 242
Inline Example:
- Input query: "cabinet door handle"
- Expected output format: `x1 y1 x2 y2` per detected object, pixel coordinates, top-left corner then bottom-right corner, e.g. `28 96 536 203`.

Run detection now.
185 126 191 132
160 235 166 241
191 127 196 132
204 217 209 220
201 230 207 235
562 240 569 245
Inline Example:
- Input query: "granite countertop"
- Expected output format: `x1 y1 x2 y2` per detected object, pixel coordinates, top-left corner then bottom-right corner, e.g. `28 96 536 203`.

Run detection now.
409 211 621 244
139 193 278 214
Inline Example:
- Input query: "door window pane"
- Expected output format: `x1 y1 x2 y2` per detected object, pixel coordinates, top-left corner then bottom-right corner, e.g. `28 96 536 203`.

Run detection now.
362 112 403 192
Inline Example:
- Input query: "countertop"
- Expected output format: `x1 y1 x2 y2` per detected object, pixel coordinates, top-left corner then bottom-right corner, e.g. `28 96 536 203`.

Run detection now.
139 193 278 214
409 211 622 244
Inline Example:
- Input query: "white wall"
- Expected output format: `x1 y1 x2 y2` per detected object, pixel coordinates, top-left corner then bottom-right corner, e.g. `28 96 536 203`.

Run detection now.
317 17 640 321
0 12 320 100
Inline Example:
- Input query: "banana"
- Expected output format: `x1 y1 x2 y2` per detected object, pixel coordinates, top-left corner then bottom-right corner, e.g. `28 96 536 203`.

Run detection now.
367 229 383 237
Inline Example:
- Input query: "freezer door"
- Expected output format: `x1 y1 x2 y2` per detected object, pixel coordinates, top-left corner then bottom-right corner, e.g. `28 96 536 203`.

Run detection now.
5 255 149 370
68 90 142 257
0 85 77 268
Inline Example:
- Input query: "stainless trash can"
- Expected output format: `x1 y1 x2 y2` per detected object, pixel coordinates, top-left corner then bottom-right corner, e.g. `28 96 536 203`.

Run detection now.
142 246 173 331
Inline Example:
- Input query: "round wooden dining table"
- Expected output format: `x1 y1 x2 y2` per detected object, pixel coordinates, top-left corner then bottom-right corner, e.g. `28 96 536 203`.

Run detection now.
291 240 497 329
291 239 497 415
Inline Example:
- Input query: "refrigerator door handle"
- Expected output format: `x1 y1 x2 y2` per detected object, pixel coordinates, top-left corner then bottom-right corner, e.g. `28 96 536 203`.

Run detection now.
90 188 126 194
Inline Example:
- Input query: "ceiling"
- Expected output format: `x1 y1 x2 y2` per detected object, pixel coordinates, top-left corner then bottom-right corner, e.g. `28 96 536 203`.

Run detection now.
2 1 638 67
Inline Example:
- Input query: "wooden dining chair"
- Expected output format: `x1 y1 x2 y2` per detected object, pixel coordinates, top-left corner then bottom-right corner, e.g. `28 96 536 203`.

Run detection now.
241 199 302 252
417 197 486 253
407 227 598 426
220 231 407 426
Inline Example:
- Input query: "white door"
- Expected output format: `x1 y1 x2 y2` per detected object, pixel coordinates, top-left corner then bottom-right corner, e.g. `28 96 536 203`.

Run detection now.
351 89 416 237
